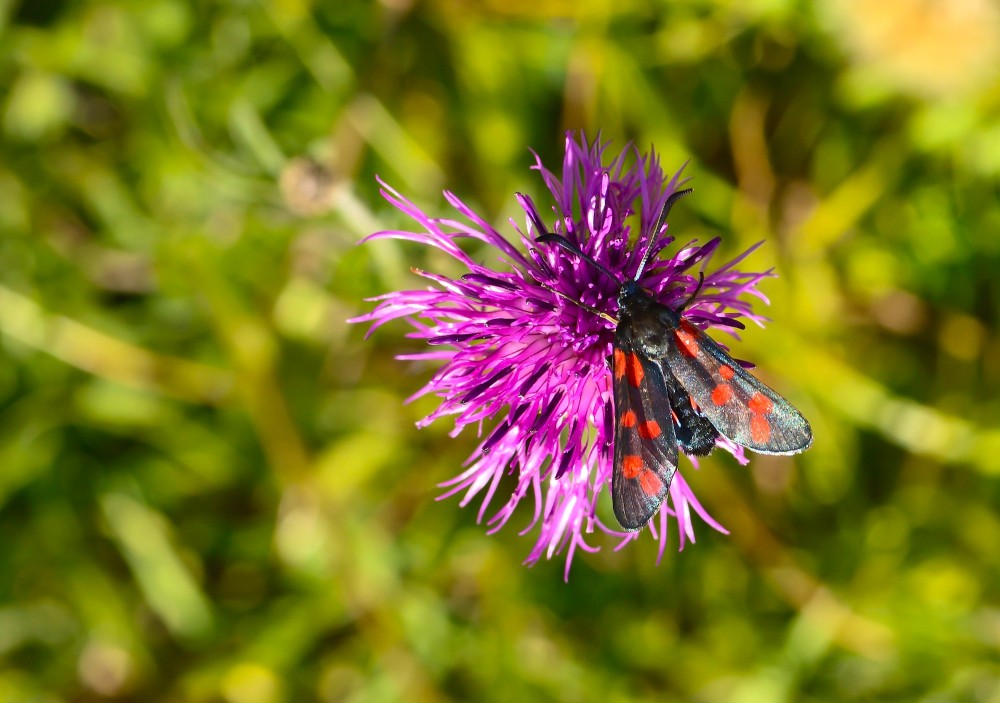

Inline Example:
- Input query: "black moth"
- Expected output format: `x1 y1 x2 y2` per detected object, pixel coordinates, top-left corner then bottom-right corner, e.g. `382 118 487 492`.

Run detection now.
533 189 812 531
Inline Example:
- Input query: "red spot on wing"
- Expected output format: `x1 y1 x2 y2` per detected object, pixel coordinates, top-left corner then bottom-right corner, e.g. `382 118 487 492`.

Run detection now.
613 349 626 380
720 364 735 380
748 393 773 415
638 421 661 439
674 322 700 358
621 410 637 428
639 470 663 496
626 353 645 387
689 397 699 412
622 455 643 479
750 414 771 443
711 384 733 406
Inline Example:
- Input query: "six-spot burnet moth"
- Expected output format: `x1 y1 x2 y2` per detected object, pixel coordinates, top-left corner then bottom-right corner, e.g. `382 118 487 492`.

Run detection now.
533 189 813 531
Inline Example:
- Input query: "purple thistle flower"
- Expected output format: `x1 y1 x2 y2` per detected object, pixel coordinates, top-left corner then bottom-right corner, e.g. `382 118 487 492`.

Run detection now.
352 133 775 578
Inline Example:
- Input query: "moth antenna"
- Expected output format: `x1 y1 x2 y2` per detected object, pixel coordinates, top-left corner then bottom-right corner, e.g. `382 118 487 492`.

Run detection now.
536 233 621 286
634 188 693 281
676 272 705 312
517 191 622 286
519 193 620 323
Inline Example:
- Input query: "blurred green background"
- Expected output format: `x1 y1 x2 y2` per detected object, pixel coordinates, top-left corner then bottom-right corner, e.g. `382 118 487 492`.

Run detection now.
2 0 1000 701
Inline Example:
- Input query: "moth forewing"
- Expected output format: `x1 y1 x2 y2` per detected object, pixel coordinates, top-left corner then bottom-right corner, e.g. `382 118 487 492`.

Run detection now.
610 338 679 531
